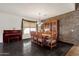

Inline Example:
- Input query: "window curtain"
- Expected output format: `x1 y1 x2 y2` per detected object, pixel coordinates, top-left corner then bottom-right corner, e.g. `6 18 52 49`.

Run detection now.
23 20 36 28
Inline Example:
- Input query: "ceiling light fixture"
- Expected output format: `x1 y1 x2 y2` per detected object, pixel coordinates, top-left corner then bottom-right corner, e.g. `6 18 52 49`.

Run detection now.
36 12 44 26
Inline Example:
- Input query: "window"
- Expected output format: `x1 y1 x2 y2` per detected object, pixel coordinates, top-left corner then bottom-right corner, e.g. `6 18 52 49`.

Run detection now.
30 28 36 31
23 28 36 34
23 28 30 34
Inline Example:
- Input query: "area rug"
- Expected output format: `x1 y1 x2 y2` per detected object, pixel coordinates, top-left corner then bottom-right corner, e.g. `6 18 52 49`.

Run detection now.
27 41 73 56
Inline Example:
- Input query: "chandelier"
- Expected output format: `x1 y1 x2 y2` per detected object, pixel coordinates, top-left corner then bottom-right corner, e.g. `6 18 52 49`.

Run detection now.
36 12 43 26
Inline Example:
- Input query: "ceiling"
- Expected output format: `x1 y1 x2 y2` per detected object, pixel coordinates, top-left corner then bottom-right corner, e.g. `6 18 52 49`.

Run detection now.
0 3 75 21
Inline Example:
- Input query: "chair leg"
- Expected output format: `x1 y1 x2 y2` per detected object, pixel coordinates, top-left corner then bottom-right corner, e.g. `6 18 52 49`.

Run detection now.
50 44 56 50
41 43 43 47
50 45 52 50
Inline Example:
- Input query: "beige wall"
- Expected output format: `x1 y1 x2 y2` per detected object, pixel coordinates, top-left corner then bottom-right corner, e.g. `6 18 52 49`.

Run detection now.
0 12 34 43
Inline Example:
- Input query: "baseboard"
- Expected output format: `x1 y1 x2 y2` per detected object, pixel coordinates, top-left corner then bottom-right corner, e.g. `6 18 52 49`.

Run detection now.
23 38 31 40
58 40 74 45
0 43 3 47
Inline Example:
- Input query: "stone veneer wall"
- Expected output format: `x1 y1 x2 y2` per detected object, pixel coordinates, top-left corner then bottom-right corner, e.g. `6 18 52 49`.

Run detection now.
46 10 79 45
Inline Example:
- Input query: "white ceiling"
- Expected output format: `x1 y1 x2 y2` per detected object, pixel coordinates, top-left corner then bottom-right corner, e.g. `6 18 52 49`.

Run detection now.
0 3 75 21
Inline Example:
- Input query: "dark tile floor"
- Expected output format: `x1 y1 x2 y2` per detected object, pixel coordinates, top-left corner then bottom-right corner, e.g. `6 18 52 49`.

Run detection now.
0 39 73 56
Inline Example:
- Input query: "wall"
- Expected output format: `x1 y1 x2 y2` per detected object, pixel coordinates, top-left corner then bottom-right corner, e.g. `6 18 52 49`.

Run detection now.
59 10 79 45
0 12 33 43
47 10 79 45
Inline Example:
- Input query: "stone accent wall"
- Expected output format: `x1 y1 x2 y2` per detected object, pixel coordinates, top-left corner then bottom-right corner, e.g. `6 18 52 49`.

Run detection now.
47 10 79 45
60 11 79 45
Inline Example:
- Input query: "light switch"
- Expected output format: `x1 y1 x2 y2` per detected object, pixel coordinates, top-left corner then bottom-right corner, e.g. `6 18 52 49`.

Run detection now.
71 29 74 32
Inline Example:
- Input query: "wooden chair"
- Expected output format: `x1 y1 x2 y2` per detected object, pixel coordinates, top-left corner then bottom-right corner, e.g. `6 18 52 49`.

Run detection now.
37 32 44 46
30 31 34 41
30 31 38 43
44 32 57 49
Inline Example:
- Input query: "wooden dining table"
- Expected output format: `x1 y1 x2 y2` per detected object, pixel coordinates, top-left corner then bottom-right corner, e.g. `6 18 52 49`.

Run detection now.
42 33 51 37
